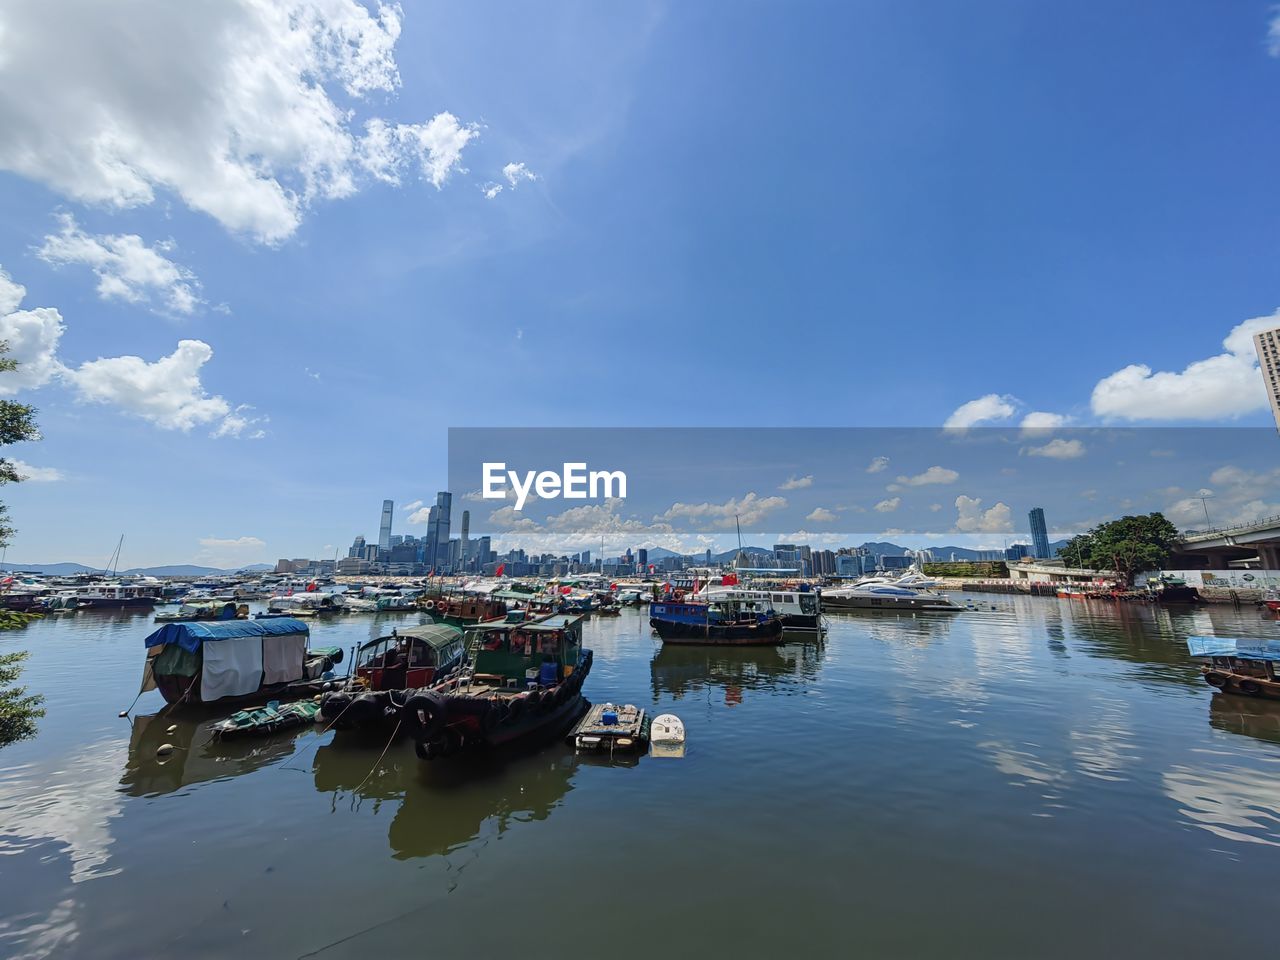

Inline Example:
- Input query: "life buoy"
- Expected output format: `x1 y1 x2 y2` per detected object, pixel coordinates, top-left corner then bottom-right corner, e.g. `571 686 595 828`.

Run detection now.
1240 679 1263 696
424 600 435 610
1204 672 1228 688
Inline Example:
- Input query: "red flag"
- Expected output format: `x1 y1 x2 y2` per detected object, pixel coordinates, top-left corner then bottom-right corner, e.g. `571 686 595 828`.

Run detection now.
648 563 655 572
721 573 738 586
495 563 505 577
286 588 294 596
306 581 317 592
610 582 618 590
560 585 572 594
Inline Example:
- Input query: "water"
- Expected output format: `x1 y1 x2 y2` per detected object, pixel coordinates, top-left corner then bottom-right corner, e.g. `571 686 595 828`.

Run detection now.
2 599 1279 959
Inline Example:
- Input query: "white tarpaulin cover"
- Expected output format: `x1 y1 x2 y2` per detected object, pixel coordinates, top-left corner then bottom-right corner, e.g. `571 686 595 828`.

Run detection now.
262 632 307 685
201 634 264 701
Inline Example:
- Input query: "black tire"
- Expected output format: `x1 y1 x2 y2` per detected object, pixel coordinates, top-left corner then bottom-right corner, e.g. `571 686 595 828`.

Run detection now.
402 690 447 741
1204 672 1228 688
506 697 525 721
1240 679 1263 696
415 736 446 760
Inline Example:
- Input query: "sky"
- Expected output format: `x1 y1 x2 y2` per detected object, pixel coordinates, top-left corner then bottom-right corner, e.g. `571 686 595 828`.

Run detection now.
0 0 1278 568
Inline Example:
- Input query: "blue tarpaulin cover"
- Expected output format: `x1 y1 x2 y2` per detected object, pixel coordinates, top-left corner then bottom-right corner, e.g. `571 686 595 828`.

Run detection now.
1187 635 1280 662
144 617 309 653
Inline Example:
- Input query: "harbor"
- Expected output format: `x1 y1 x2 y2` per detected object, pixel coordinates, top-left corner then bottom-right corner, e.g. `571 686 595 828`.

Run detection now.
2 595 1280 958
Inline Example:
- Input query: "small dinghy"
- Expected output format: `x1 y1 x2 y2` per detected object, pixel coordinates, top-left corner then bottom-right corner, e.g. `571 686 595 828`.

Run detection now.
568 702 648 753
211 699 322 739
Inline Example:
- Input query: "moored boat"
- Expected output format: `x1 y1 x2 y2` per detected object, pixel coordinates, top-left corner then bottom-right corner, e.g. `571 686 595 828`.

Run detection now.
822 577 962 612
155 600 248 622
141 618 343 708
1187 635 1280 699
695 583 822 631
401 613 591 760
649 598 784 645
423 593 507 626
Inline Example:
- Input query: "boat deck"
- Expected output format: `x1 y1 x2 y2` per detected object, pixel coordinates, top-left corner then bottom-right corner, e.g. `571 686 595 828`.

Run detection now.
568 703 649 752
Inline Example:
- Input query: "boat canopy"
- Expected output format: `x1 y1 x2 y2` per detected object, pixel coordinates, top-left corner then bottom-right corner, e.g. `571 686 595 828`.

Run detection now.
1187 635 1280 662
144 617 309 653
361 622 462 652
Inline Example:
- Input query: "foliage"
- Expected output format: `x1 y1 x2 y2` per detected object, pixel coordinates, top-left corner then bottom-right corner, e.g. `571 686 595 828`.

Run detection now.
0 649 45 748
922 561 1009 579
1060 513 1179 585
0 340 42 548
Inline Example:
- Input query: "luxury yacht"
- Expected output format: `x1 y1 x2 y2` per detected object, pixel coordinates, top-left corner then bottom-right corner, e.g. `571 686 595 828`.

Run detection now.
820 573 963 612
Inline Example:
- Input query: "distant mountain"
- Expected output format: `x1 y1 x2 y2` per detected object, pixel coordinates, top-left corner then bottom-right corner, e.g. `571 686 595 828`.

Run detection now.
121 564 225 577
0 562 100 575
0 561 267 576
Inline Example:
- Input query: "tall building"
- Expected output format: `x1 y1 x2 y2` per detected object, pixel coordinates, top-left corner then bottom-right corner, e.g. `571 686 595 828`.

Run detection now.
426 491 452 570
1255 324 1280 432
378 499 394 551
348 535 366 559
1029 507 1050 559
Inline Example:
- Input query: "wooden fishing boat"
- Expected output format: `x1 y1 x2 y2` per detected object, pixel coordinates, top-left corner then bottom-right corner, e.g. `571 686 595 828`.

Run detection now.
155 600 248 622
140 618 343 709
401 613 591 761
649 598 784 645
318 623 466 731
1188 635 1280 699
423 594 508 626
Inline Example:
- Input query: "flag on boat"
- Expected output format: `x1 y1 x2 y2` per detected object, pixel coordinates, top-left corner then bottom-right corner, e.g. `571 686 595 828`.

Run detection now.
495 563 505 576
721 573 738 586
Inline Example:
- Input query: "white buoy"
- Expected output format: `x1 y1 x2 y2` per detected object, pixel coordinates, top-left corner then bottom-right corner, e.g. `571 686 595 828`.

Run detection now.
650 713 685 744
156 743 174 757
166 724 177 734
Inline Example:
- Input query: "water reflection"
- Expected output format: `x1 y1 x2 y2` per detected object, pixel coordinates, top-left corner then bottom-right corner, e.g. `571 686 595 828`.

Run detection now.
1164 762 1280 848
825 609 958 646
119 711 314 798
311 741 576 860
1208 694 1280 747
649 640 825 704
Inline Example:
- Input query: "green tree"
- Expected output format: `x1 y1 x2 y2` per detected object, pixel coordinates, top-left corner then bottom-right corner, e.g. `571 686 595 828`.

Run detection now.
1061 513 1178 585
0 341 45 747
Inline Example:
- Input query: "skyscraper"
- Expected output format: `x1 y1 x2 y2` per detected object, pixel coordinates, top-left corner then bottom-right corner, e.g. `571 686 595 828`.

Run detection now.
426 491 452 570
1254 324 1280 432
1029 507 1050 559
378 499 394 552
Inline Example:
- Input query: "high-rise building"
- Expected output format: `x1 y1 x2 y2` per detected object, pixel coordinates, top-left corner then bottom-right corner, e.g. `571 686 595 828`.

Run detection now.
1029 507 1050 559
348 535 366 559
1254 324 1280 432
426 492 452 570
637 548 648 570
378 499 394 551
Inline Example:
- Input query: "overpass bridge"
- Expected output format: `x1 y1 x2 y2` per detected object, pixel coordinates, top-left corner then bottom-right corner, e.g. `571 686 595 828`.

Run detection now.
1175 514 1280 569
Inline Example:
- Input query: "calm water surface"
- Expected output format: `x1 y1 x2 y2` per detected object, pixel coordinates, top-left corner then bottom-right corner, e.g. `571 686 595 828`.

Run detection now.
3 599 1280 958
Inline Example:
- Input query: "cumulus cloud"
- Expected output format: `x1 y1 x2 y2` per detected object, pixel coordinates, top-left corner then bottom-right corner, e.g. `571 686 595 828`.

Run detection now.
0 0 476 243
874 498 900 513
197 535 267 567
503 162 537 187
1023 438 1086 460
5 459 64 482
656 492 787 529
36 214 203 314
944 394 1017 428
402 499 424 512
482 183 504 200
805 507 837 522
866 456 889 473
895 466 959 486
1166 464 1280 529
0 268 66 396
779 475 813 490
1091 311 1275 420
954 495 1013 533
1020 411 1070 432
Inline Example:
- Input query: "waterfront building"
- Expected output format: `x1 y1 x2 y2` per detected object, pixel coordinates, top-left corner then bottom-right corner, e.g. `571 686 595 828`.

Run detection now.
1005 543 1029 562
348 535 366 559
1255 324 1280 432
378 499 394 551
1029 507 1051 559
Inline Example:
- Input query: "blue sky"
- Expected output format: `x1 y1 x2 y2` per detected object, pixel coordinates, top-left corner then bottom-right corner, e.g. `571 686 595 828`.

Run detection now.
0 1 1277 567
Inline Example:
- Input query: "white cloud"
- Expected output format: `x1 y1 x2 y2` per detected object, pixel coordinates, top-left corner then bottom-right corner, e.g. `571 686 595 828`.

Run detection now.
1167 464 1280 529
874 497 900 513
0 266 68 395
779 474 813 490
1091 311 1275 420
929 503 943 512
402 499 424 512
36 213 203 314
196 535 267 567
67 339 257 435
805 507 837 522
6 459 64 482
866 456 889 473
954 495 1013 533
407 506 433 524
1023 438 1086 460
502 162 538 187
895 466 959 486
482 183 503 200
944 394 1017 428
656 492 787 529
0 0 476 244
1020 411 1070 431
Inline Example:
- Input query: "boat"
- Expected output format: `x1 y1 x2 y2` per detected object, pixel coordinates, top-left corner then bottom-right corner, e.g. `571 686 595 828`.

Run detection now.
649 598 784 645
210 699 322 739
1187 635 1280 699
567 702 649 753
1147 574 1203 604
154 600 248 622
57 581 161 609
695 583 822 631
1056 585 1090 599
423 593 507 626
255 592 346 618
140 618 344 708
318 623 466 731
821 576 962 612
400 613 591 761
1261 588 1280 613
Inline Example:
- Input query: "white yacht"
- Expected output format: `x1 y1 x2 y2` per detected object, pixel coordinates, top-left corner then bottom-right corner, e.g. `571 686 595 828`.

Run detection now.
820 572 962 612
694 583 823 631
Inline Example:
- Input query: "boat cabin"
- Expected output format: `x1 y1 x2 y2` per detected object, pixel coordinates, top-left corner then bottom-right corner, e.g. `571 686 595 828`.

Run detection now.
355 623 465 691
464 613 583 689
652 599 772 626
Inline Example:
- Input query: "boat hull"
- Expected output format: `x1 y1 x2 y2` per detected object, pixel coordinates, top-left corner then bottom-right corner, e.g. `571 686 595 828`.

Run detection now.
78 597 158 609
822 595 960 612
650 616 784 645
1202 668 1280 700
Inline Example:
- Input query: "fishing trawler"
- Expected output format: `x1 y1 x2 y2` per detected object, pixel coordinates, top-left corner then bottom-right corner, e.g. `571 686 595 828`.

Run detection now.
695 581 821 631
401 612 591 760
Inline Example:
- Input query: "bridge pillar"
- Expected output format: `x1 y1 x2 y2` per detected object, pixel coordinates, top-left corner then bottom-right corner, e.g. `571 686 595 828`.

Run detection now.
1260 543 1280 571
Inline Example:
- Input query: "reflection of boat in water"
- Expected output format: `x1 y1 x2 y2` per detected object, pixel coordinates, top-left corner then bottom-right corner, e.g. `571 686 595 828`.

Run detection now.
1209 693 1280 746
650 640 824 703
311 740 577 860
120 710 314 797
